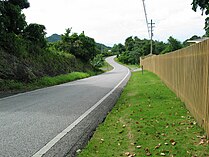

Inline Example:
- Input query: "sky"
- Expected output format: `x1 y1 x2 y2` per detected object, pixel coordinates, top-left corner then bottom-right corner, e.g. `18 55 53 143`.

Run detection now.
23 0 207 46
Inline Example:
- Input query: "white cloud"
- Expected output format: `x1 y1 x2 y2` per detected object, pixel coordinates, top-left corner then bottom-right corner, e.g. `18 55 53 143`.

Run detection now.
23 0 206 46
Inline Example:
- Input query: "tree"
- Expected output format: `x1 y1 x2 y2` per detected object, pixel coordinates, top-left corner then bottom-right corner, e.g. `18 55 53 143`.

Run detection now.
117 43 125 54
154 41 167 54
0 0 30 55
192 0 209 36
9 0 30 9
0 0 29 35
23 23 47 48
111 43 125 55
125 36 134 51
118 37 151 64
76 32 97 61
162 36 183 54
60 29 98 61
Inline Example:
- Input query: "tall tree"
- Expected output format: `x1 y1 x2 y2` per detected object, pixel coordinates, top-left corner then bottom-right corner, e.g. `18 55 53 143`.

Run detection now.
125 36 134 51
0 0 29 34
60 29 98 61
162 36 182 54
23 23 47 48
192 0 209 36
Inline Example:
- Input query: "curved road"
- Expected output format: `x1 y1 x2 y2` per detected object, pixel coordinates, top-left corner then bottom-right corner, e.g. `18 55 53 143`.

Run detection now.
0 56 130 157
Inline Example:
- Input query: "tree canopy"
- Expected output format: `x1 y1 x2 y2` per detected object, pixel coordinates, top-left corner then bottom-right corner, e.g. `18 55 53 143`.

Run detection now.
114 36 184 64
0 0 48 56
59 29 98 61
192 0 209 36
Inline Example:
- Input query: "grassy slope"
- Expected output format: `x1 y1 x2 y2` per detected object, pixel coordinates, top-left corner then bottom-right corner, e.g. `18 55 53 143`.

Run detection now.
79 71 209 157
114 58 140 71
99 60 114 72
0 72 90 92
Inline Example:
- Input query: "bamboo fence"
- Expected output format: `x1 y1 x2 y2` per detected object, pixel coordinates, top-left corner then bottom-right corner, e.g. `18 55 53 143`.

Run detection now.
141 39 209 136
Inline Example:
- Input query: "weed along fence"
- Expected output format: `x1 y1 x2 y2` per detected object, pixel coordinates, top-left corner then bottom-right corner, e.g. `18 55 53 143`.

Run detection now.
141 39 209 136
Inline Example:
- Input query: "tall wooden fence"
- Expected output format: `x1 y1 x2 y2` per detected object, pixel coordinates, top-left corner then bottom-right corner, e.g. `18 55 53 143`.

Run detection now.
141 39 209 136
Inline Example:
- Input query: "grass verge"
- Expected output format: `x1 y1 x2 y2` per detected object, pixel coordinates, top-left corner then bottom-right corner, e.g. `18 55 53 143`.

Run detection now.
78 71 209 157
99 60 114 72
0 72 90 93
114 58 140 71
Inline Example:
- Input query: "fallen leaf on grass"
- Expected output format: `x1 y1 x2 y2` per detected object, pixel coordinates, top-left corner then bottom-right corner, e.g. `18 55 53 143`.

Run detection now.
136 145 142 149
131 143 135 146
170 139 176 146
125 152 131 156
145 147 151 156
161 133 166 136
160 153 166 156
154 143 161 149
199 139 206 145
125 152 136 157
100 139 104 143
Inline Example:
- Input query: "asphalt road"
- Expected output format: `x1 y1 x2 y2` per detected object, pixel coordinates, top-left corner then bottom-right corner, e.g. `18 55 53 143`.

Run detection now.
0 56 130 157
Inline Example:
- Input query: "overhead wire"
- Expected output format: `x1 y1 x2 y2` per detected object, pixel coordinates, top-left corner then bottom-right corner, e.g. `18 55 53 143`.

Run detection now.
142 0 150 38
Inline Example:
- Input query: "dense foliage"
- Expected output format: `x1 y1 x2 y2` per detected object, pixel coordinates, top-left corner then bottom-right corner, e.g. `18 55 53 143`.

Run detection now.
192 0 209 36
58 29 98 62
113 36 184 65
0 0 101 83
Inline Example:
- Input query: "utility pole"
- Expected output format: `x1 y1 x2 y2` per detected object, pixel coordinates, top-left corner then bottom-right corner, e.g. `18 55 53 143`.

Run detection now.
149 19 155 55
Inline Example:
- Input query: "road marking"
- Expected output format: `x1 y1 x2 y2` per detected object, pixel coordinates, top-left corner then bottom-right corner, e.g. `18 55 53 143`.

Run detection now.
32 67 130 157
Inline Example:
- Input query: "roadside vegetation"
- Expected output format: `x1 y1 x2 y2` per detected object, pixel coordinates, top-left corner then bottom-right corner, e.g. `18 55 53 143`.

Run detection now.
79 71 209 157
0 72 90 92
114 58 140 71
99 60 114 72
0 0 111 93
111 35 209 66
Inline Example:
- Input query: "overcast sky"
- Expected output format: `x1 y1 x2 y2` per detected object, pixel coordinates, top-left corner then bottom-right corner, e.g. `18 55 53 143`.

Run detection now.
23 0 206 46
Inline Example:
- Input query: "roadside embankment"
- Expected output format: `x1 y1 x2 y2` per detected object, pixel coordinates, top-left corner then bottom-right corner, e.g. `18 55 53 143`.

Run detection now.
78 71 209 157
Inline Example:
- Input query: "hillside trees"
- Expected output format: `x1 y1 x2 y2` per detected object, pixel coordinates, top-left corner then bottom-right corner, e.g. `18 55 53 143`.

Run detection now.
0 0 29 56
60 29 98 62
0 0 47 56
0 0 100 82
192 0 209 36
24 24 46 47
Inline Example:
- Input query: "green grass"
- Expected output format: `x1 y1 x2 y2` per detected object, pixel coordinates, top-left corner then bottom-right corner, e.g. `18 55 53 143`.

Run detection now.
0 72 90 92
78 71 209 157
114 58 140 71
99 60 114 72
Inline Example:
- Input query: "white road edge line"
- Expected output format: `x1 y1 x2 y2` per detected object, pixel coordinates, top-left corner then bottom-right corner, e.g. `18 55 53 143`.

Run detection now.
32 68 130 157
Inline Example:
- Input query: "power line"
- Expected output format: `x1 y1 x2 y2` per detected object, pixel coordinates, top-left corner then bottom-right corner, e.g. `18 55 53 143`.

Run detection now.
142 0 150 38
141 0 155 54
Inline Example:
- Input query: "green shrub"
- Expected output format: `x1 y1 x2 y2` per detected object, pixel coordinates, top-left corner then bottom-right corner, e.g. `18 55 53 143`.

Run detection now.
91 54 104 68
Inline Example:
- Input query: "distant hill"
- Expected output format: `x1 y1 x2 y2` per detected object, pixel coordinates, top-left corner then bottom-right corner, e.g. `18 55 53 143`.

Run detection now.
47 34 61 42
96 43 111 50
